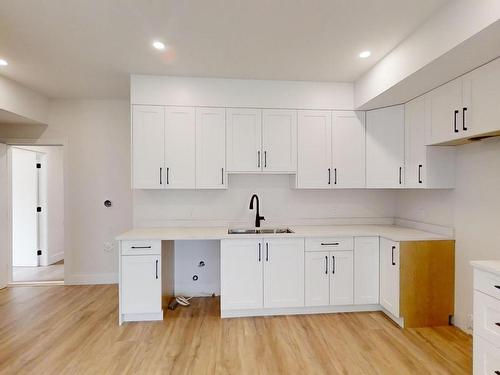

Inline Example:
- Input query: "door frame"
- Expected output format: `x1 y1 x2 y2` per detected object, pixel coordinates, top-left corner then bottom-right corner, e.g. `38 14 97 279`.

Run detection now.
4 139 65 285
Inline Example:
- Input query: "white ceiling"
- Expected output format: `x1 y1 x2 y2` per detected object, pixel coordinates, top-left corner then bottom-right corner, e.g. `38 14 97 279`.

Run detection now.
0 0 448 99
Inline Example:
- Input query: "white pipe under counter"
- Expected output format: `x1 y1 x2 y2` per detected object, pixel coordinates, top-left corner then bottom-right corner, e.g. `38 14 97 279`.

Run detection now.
117 224 453 325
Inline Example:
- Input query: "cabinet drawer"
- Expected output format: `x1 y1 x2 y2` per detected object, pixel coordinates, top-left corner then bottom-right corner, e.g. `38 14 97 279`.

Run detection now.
475 269 500 300
305 237 353 252
121 240 161 255
473 335 500 375
474 291 500 348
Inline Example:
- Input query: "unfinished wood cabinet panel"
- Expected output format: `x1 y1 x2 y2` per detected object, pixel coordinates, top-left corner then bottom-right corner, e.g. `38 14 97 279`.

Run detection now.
400 240 455 328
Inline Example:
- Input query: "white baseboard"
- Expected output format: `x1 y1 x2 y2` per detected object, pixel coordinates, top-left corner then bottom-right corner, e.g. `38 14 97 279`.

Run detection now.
48 251 64 266
66 273 118 285
221 304 382 318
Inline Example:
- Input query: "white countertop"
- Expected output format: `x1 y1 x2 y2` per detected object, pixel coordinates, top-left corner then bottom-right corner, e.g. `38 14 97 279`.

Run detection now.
470 260 500 275
116 224 452 242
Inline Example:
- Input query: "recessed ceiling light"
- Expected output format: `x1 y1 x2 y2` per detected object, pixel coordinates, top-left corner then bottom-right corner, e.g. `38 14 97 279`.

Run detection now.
0 59 8 66
359 51 371 59
152 41 166 50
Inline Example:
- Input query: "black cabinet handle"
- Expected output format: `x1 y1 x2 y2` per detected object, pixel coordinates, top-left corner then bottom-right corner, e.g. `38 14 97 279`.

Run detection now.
494 371 500 375
264 151 267 168
325 256 328 274
334 168 337 185
332 256 335 274
221 168 224 185
159 167 162 185
257 151 261 168
391 246 396 266
321 242 339 246
399 167 402 185
258 243 261 262
131 246 152 249
495 285 500 289
166 167 169 185
328 168 331 185
495 322 500 327
155 259 158 279
418 164 423 184
462 107 468 131
453 110 459 133
266 242 269 262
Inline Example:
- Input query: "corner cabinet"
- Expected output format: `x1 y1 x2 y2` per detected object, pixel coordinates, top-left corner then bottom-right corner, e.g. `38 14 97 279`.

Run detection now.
379 238 455 328
366 105 405 188
220 237 304 314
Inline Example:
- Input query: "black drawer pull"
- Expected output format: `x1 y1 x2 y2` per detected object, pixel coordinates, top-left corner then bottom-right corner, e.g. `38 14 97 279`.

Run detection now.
321 242 339 246
391 246 396 266
131 246 152 249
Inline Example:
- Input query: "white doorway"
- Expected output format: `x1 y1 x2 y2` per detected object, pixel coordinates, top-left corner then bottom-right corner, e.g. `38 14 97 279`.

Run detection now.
10 145 64 283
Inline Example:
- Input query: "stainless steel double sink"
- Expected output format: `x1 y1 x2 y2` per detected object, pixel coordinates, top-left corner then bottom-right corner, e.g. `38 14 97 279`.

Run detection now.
228 228 294 235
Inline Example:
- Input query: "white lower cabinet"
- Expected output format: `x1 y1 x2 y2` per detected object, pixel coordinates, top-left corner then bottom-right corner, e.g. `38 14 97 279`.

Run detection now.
305 251 330 306
379 238 400 317
354 237 379 305
121 254 162 315
221 238 305 312
330 251 354 306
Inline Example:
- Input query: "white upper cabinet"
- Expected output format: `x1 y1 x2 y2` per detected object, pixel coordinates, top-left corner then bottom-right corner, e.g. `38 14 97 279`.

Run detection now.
226 108 262 172
262 109 297 173
427 79 463 145
164 107 196 189
332 111 366 188
462 57 500 139
405 96 455 189
297 110 332 188
195 108 226 189
132 105 165 189
366 105 405 188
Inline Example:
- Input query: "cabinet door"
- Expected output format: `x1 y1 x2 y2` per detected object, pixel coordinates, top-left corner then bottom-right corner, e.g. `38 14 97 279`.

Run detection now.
330 251 353 306
220 239 263 310
164 107 196 188
379 238 400 317
305 251 330 307
405 96 427 188
121 255 161 314
297 110 332 188
226 108 262 172
332 111 365 188
132 105 164 189
262 109 297 173
427 79 463 145
195 108 226 189
354 237 379 305
366 105 405 188
263 238 305 308
463 57 500 138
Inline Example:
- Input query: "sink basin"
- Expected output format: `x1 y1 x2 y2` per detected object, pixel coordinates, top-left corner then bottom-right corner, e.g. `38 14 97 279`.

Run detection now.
228 228 294 235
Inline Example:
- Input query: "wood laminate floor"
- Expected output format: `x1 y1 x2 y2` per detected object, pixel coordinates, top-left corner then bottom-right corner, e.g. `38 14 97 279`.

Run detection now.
0 285 471 375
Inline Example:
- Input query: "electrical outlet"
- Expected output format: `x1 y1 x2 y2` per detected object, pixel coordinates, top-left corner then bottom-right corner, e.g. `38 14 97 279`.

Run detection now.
466 313 473 331
104 241 114 252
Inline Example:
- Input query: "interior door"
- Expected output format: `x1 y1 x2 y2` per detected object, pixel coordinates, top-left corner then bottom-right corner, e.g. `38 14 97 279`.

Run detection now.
332 111 366 188
11 147 38 267
195 107 226 189
164 106 196 188
297 110 332 188
404 96 427 188
132 105 165 189
329 251 354 305
263 238 305 308
305 251 330 306
226 108 262 172
379 238 400 317
0 143 8 288
262 109 297 172
366 105 405 188
121 255 162 314
220 239 263 310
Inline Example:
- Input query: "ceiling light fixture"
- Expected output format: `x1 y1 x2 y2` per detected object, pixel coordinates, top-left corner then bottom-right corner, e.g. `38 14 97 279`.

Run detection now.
359 51 371 59
152 41 166 50
0 59 8 66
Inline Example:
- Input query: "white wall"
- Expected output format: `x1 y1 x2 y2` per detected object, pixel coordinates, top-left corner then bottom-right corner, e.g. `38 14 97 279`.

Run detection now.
0 75 49 124
396 136 500 332
0 143 8 288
